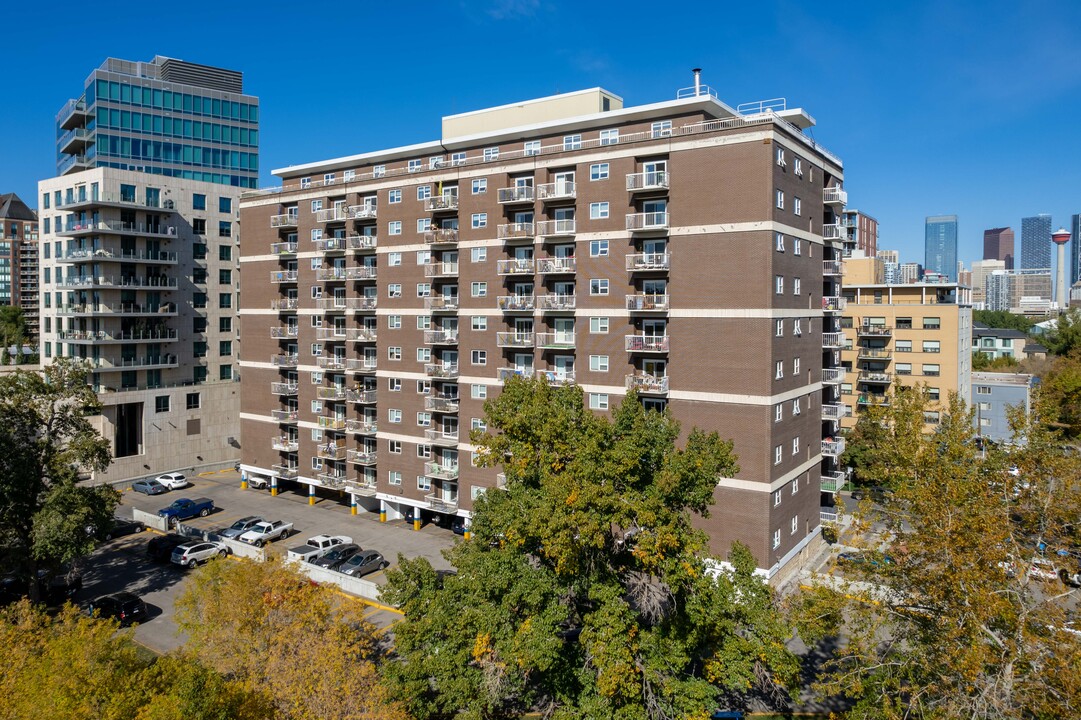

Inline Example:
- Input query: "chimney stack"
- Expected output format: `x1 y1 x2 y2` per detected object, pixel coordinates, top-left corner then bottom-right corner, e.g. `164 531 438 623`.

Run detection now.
692 68 702 96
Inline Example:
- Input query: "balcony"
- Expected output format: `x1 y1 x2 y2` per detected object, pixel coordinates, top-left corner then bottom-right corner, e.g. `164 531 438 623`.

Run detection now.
425 462 460 481
58 154 91 175
823 260 843 276
57 329 179 344
857 347 892 361
626 212 669 232
346 389 378 404
316 356 347 371
271 354 299 368
498 367 534 382
315 207 351 223
821 471 847 493
822 296 846 312
271 214 298 228
535 219 577 237
348 327 378 342
424 330 459 345
57 98 90 130
318 416 347 430
425 363 459 379
822 404 845 422
857 324 892 337
272 241 299 256
497 223 535 241
316 443 347 460
317 473 348 489
821 332 845 349
272 298 299 311
57 248 178 265
60 275 179 291
425 396 460 413
345 480 379 497
537 181 576 201
57 303 177 317
425 429 459 447
859 371 893 384
857 393 889 407
821 368 845 385
537 257 576 274
56 191 179 213
496 259 535 275
822 224 845 241
496 332 534 348
425 296 459 312
271 409 299 423
626 252 670 271
423 229 459 246
425 493 459 513
497 186 535 204
317 387 346 401
271 270 298 284
271 382 299 395
346 358 378 373
424 195 459 212
346 419 378 434
88 354 179 371
272 465 299 480
625 335 669 353
823 187 848 206
347 449 378 466
535 294 574 312
272 436 299 452
626 171 670 192
315 266 377 281
626 374 669 395
626 294 670 312
348 297 378 311
315 327 347 342
497 295 534 312
347 204 378 220
347 234 378 251
313 237 348 253
270 326 298 339
536 332 576 350
542 371 575 386
424 262 459 278
821 437 846 458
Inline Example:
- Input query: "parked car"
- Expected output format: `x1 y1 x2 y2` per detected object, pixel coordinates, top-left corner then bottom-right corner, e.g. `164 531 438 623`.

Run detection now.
157 497 215 527
238 520 293 548
1028 557 1059 582
246 475 269 490
219 516 264 540
88 592 148 626
838 551 892 567
311 543 362 570
155 472 189 490
147 533 190 562
171 541 229 568
850 486 893 503
86 515 146 541
0 569 82 606
287 535 352 563
132 478 168 495
450 518 468 536
339 550 387 578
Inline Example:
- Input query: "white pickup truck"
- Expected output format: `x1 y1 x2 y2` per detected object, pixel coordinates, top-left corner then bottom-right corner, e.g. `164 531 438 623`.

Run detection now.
238 520 294 547
286 534 353 563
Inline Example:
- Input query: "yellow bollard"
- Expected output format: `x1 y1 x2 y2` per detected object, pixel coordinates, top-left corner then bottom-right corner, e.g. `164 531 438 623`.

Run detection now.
413 517 422 531
464 530 471 540
240 479 248 490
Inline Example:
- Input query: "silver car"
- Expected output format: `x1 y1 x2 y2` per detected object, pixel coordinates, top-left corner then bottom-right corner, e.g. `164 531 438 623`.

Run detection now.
219 516 264 539
170 541 228 568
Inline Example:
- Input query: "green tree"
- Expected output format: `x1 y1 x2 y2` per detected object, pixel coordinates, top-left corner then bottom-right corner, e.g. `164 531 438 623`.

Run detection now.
972 309 1038 334
793 390 1081 719
971 351 1021 371
382 378 799 719
1043 307 1081 356
0 305 28 365
1036 351 1081 438
0 358 114 599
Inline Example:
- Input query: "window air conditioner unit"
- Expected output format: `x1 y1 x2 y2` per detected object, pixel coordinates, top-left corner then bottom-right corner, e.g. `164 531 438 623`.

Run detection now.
658 129 673 137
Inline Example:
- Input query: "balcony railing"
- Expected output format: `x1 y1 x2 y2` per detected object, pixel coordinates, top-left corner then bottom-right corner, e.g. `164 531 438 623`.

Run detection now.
626 374 669 394
822 296 846 312
313 238 348 253
347 204 378 220
626 212 669 232
857 348 892 360
859 371 893 384
821 368 845 384
348 327 378 342
821 471 847 493
496 259 535 275
626 294 670 311
272 465 299 479
317 387 346 401
425 396 460 413
346 389 378 404
346 419 378 434
537 181 576 201
57 303 177 316
423 229 459 245
535 219 577 237
823 260 843 276
537 294 575 311
271 354 299 368
857 324 892 337
272 241 299 255
822 224 845 241
425 296 459 311
822 403 845 421
270 326 298 339
857 394 889 406
315 207 351 223
272 298 299 311
271 382 299 395
271 409 299 423
424 330 459 345
497 186 535 204
425 363 459 379
348 297 378 311
315 327 347 341
541 371 575 386
424 195 459 212
626 171 670 192
497 295 534 311
426 462 460 481
626 252 670 271
57 329 178 343
496 332 534 348
536 332 576 349
425 493 459 513
272 436 299 452
347 449 378 466
497 222 535 240
821 437 846 457
316 356 346 370
88 355 179 371
821 332 845 349
315 266 377 281
318 416 347 430
271 270 298 284
60 275 178 290
58 248 179 264
425 429 459 446
271 214 299 228
317 445 347 461
317 473 348 489
346 358 378 372
347 234 378 251
823 187 848 206
537 257 576 274
498 367 534 382
346 480 379 497
625 335 669 352
424 262 459 278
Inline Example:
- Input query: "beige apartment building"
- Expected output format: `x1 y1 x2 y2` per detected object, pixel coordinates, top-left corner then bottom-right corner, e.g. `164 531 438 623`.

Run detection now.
238 84 848 578
839 257 972 437
37 168 241 482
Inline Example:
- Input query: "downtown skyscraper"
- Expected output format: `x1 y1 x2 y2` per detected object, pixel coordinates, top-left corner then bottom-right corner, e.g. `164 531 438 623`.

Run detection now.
983 227 1014 270
925 215 958 282
1020 214 1051 270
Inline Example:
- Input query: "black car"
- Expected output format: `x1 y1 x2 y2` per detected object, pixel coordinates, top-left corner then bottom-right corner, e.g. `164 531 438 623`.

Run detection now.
87 515 146 541
450 518 467 536
311 543 362 570
339 550 388 578
147 533 190 562
88 592 147 626
0 569 82 606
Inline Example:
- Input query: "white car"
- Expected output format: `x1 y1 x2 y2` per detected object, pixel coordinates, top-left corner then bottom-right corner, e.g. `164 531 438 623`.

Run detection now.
155 472 189 490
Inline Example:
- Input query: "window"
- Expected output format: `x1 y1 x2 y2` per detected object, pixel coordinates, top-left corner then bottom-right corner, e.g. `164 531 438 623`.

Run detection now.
794 157 803 176
524 141 540 156
928 388 941 401
472 178 487 194
218 221 232 237
589 355 609 372
388 189 402 204
793 237 802 255
417 347 432 362
792 436 800 455
776 147 786 166
471 282 487 297
792 399 801 415
388 471 402 486
589 240 609 257
896 363 912 375
471 247 487 263
793 278 801 295
417 475 431 491
407 159 422 173
471 384 487 399
590 163 609 180
388 378 402 391
924 411 941 424
388 315 402 329
775 445 783 465
472 316 487 331
417 185 432 200
588 393 609 410
896 317 913 329
388 221 402 235
417 283 432 297
417 380 431 394
775 404 783 422
590 279 609 296
218 293 232 309
451 152 466 166
417 412 432 427
155 396 170 413
773 490 782 507
792 358 800 375
775 320 784 337
417 218 432 233
563 134 582 150
311 229 323 243
389 440 402 454
792 476 799 494
775 275 784 294
219 340 232 356
471 350 486 365
218 245 232 261
651 120 672 138
775 189 784 209
193 292 207 309
793 197 801 216
416 316 431 330
922 364 941 377
219 365 233 380
344 169 355 181
186 392 200 409
483 147 500 162
923 317 941 330
791 516 799 535
589 202 609 219
590 317 609 334
895 340 912 353
775 361 784 380
599 129 619 145
387 252 402 267
976 386 991 395
300 177 312 189
776 233 785 252
311 199 323 213
388 284 402 297
388 346 402 360
192 193 206 210
922 340 941 353
388 409 402 424
310 343 323 356
471 213 487 229
218 269 232 284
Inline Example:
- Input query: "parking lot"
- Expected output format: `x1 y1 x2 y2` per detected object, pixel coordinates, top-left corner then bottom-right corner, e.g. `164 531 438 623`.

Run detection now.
83 468 458 653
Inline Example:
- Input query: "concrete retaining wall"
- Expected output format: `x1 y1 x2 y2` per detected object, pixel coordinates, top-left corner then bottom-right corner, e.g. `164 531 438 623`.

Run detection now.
132 508 169 532
284 559 383 602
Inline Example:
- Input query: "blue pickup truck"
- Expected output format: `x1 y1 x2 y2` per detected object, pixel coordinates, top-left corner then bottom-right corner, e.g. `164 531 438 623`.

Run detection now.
158 497 214 527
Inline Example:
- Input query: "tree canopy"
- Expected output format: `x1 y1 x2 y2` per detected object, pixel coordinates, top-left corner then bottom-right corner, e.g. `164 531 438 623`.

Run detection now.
0 305 29 365
381 378 798 719
1043 307 1081 356
972 310 1038 334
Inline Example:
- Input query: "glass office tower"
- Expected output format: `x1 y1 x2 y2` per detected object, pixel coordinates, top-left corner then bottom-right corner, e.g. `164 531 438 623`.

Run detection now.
925 215 958 282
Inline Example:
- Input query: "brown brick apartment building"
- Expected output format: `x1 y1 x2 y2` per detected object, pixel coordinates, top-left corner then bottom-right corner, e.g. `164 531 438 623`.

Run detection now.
238 87 847 577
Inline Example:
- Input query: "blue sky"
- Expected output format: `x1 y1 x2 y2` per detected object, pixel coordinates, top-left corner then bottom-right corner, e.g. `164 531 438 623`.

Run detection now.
4 0 1080 268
